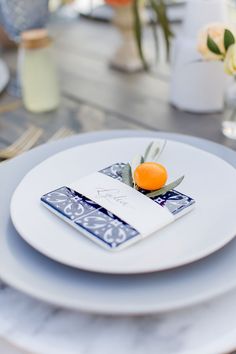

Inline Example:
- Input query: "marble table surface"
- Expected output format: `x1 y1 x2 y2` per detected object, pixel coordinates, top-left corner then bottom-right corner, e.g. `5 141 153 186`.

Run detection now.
1 279 236 354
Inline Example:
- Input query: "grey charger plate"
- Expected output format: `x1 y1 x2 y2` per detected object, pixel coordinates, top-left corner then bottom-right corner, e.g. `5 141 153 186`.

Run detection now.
1 130 236 315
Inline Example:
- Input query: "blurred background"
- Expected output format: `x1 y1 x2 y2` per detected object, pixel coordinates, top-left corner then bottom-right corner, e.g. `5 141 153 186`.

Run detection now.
1 0 236 160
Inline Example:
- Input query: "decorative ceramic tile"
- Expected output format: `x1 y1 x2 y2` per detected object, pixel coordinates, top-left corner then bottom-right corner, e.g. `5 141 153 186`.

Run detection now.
75 207 138 248
41 187 100 221
41 163 195 249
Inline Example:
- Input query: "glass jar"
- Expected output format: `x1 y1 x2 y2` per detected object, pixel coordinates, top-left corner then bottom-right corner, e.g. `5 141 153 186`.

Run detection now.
20 29 60 113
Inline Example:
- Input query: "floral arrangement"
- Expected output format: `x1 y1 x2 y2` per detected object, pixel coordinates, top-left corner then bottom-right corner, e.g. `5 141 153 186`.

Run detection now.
105 0 172 69
197 23 236 76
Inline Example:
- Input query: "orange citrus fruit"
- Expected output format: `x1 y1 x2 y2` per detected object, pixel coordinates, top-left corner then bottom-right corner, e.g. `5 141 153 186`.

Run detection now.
134 162 168 191
105 0 132 6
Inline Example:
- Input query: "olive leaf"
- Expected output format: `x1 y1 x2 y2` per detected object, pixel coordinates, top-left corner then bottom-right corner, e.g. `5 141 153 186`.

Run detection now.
144 141 160 161
144 141 154 161
131 154 144 180
224 29 235 51
146 175 185 198
149 141 161 161
144 140 166 162
154 140 167 161
207 35 222 55
122 163 133 187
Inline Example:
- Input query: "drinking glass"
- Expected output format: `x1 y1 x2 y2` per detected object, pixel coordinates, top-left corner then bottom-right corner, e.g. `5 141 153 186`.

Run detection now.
0 0 49 96
222 80 236 140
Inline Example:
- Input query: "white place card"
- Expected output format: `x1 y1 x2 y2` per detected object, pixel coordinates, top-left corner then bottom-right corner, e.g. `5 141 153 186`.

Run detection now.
69 172 174 238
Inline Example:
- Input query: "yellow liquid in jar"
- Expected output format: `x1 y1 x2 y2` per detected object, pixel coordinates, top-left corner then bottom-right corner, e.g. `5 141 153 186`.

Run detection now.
21 46 60 113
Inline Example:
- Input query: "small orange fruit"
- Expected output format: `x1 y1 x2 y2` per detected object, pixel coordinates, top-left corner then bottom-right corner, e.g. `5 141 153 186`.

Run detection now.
134 162 168 191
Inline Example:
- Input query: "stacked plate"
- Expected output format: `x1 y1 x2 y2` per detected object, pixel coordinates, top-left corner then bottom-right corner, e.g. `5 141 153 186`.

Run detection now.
2 131 236 315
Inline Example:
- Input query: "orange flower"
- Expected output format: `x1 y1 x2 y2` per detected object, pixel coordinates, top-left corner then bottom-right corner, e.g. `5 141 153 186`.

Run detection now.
105 0 133 6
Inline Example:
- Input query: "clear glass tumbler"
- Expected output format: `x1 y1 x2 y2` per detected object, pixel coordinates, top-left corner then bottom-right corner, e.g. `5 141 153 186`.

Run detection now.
222 80 236 140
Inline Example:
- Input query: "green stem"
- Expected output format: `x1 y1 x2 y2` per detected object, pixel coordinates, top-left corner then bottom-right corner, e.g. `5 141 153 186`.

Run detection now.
132 0 149 70
147 0 159 63
149 0 173 60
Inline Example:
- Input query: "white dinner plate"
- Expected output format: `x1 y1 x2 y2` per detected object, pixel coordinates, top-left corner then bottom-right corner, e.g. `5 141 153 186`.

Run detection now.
2 131 236 315
10 137 236 274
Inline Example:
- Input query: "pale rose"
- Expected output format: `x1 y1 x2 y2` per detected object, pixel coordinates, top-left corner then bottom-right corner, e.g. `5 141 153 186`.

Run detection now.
197 23 232 60
224 43 236 75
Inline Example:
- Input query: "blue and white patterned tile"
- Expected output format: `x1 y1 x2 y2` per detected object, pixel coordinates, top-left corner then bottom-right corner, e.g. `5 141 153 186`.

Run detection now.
75 207 138 249
41 187 100 221
41 163 195 249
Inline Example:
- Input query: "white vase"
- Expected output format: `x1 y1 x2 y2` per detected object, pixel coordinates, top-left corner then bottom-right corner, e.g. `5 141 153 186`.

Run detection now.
110 3 146 72
170 0 229 113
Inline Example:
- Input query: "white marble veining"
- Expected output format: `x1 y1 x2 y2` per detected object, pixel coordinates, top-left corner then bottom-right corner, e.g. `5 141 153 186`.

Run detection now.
1 280 236 354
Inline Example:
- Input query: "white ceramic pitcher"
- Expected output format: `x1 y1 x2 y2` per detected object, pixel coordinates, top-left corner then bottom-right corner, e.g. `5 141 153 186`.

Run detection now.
170 0 229 113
